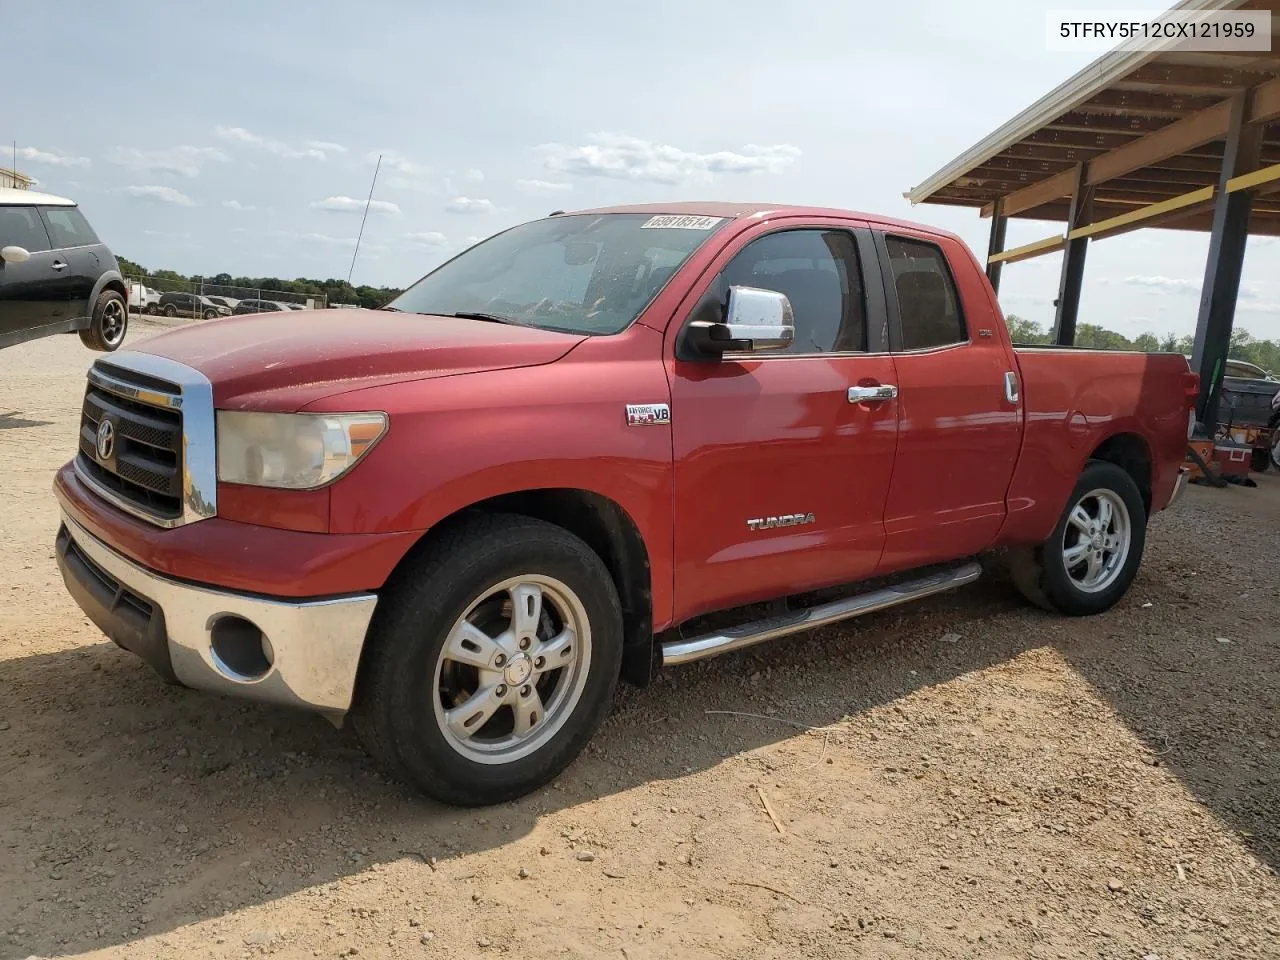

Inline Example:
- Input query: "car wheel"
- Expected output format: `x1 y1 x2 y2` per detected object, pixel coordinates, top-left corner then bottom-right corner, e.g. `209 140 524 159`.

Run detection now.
163 304 177 317
1008 460 1147 616
351 513 623 806
144 304 157 316
203 309 218 319
1270 416 1280 471
78 289 129 352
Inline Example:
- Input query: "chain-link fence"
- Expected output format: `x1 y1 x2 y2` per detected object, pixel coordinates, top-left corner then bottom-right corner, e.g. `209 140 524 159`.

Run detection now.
125 275 328 317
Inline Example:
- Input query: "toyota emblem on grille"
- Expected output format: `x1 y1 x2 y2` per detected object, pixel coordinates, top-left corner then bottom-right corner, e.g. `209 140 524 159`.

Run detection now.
95 418 115 461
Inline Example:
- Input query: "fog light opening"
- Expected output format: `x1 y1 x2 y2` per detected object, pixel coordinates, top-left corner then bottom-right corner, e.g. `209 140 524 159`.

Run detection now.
209 615 273 682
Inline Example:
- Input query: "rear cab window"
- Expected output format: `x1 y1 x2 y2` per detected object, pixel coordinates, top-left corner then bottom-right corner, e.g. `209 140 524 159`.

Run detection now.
0 205 53 252
884 235 966 351
39 205 99 249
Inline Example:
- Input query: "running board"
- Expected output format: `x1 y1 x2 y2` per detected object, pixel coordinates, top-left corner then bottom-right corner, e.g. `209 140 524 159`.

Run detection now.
661 561 983 666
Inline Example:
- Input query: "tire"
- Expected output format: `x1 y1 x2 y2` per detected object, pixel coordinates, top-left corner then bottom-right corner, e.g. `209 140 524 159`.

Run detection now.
144 304 158 316
78 289 128 352
163 304 177 318
1252 448 1270 473
1270 415 1280 471
203 309 217 320
351 513 624 806
1008 460 1147 616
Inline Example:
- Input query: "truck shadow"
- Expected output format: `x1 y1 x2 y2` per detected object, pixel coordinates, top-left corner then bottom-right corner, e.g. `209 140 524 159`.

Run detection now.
0 513 1275 957
0 410 53 431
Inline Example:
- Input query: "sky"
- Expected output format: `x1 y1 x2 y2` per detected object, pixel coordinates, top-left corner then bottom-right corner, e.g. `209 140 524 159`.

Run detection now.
3 0 1277 340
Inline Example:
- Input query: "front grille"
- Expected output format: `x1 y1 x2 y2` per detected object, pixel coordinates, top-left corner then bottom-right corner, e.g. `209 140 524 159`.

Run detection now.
78 363 184 521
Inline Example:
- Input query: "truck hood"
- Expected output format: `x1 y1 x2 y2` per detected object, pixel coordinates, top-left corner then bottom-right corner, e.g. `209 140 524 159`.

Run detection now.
132 309 587 410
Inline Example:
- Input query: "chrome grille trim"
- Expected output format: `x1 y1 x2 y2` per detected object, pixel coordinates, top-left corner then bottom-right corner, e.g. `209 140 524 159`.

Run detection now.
78 351 217 527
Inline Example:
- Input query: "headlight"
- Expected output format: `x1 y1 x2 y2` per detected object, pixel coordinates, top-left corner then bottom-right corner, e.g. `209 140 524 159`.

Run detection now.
216 411 387 489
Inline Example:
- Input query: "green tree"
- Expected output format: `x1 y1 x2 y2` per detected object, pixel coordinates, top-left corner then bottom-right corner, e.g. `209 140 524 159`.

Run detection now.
1005 313 1051 344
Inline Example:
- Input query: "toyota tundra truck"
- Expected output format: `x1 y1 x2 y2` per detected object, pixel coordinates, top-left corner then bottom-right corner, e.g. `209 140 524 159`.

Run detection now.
53 202 1197 806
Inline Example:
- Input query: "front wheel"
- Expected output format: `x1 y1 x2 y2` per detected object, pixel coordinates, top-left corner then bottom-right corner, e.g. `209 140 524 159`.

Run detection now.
1009 460 1147 616
203 309 218 319
351 514 623 806
79 290 128 351
163 304 177 318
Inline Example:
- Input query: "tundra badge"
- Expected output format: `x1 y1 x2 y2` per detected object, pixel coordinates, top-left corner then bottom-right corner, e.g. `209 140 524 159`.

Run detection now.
746 513 816 531
625 403 671 426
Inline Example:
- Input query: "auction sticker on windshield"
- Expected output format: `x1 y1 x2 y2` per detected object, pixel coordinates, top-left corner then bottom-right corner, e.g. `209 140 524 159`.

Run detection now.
641 215 725 230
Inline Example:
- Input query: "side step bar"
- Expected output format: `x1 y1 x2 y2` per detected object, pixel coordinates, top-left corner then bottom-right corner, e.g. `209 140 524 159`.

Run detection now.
661 561 982 666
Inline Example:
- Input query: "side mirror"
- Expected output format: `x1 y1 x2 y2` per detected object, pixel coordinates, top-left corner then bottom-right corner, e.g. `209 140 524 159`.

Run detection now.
0 245 32 264
685 285 795 358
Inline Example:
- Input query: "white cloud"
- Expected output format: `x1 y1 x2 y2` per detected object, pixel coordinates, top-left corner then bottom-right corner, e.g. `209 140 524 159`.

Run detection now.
221 199 255 211
465 168 484 182
121 185 197 206
311 195 401 215
370 150 421 174
445 196 495 214
298 232 356 245
385 175 436 194
216 125 329 160
307 140 347 153
540 133 801 185
517 178 573 195
1120 274 1280 313
1122 275 1200 295
111 145 227 177
16 146 90 169
464 235 486 246
405 231 449 246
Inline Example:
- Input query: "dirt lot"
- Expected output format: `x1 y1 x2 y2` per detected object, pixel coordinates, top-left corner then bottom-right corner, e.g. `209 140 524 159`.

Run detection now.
1 321 1277 960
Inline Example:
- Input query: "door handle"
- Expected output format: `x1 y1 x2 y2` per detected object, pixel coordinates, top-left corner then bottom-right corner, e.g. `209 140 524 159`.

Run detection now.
848 384 898 403
51 261 68 271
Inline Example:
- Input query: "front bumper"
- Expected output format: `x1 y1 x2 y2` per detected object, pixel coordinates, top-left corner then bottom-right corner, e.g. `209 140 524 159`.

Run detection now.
56 511 378 714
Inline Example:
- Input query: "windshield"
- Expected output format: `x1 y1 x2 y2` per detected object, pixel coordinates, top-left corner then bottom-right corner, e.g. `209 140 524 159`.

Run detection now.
387 212 727 334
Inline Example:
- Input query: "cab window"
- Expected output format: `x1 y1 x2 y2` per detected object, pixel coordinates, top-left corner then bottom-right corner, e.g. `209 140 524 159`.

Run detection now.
713 229 867 354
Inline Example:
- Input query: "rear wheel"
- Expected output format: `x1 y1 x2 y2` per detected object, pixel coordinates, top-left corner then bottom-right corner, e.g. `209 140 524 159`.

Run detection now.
1009 460 1147 616
163 304 177 318
351 514 623 806
78 290 128 352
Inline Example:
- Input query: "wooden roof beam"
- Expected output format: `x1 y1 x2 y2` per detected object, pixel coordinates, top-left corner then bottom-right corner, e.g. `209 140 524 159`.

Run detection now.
1250 77 1280 123
986 234 1066 265
1087 99 1234 184
979 166 1079 218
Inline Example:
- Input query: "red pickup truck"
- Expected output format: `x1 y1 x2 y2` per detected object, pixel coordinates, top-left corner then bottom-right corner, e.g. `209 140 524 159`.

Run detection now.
54 202 1197 805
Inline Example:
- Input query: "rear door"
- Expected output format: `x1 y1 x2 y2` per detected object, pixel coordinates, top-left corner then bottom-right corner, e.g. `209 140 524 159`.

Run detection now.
39 205 103 323
0 204 69 347
872 228 1021 573
667 220 899 621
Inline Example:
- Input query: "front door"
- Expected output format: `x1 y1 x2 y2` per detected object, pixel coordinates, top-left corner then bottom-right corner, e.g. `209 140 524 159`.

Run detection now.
0 204 70 348
667 222 899 622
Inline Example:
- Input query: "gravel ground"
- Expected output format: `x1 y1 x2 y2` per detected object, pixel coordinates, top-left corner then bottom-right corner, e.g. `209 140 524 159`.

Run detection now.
1 322 1277 960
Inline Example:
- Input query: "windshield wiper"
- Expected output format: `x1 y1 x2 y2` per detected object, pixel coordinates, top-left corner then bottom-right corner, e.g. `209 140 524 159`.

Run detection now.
448 311 526 326
378 305 406 312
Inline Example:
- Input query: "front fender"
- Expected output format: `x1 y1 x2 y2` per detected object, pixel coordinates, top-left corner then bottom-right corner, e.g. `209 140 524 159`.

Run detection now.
303 324 677 626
